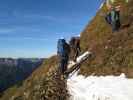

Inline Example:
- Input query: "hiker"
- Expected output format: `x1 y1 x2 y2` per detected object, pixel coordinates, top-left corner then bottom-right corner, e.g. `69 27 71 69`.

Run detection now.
111 6 121 32
105 0 121 32
69 36 81 62
105 6 121 32
57 38 70 74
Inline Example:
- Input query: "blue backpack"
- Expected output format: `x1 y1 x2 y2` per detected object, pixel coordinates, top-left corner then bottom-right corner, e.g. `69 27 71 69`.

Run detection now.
57 39 66 57
105 12 112 25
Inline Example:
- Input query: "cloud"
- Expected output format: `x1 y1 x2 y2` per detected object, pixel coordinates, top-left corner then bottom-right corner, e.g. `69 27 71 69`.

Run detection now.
0 36 49 41
11 10 81 24
22 37 49 41
12 10 57 21
0 27 42 35
0 28 15 34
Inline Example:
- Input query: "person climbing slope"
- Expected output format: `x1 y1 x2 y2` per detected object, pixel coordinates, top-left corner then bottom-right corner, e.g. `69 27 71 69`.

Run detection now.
110 6 121 32
57 38 70 74
105 0 121 32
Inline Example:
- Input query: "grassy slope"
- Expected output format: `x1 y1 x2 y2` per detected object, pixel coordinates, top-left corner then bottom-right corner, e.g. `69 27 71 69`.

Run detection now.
80 0 133 77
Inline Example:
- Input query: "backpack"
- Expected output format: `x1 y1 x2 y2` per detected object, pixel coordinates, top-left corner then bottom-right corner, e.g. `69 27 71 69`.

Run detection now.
111 9 119 22
57 39 67 57
65 42 70 57
105 12 112 25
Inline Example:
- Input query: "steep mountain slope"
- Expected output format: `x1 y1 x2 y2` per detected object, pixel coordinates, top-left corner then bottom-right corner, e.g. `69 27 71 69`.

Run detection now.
80 0 133 77
0 0 133 100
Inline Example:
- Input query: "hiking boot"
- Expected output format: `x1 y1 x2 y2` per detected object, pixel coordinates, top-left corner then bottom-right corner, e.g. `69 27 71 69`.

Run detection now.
61 74 68 80
61 74 65 80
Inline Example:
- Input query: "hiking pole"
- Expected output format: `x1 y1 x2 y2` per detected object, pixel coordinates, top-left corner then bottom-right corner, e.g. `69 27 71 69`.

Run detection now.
68 64 81 78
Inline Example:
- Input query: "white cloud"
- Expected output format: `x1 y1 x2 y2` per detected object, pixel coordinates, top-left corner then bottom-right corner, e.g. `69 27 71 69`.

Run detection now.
11 10 80 23
0 28 15 34
12 11 57 21
0 36 48 41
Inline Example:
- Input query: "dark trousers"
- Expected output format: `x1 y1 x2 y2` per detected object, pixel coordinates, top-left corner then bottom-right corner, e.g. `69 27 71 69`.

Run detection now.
105 12 121 32
112 20 121 32
105 14 121 32
59 57 68 74
74 48 80 62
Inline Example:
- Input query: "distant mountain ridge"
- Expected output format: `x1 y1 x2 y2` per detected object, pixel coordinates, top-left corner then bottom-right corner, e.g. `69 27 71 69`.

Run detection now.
0 58 43 66
0 58 44 92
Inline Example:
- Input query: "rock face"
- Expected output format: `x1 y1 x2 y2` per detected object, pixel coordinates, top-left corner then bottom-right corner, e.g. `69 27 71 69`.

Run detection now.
0 0 133 100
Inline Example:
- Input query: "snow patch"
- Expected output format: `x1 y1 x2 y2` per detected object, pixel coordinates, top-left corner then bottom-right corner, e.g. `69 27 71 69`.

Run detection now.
76 51 91 63
99 1 104 9
67 72 133 100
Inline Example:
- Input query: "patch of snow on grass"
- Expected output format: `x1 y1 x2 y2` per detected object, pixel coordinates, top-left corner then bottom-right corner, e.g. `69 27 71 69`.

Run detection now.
67 72 133 100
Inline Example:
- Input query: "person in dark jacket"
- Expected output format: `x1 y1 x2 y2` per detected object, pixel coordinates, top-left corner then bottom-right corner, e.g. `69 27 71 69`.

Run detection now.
105 5 121 32
57 38 70 74
110 6 121 32
69 36 81 62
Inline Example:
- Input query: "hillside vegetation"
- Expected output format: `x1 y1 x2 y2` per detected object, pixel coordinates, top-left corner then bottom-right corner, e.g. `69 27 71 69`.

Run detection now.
80 0 133 77
0 0 133 100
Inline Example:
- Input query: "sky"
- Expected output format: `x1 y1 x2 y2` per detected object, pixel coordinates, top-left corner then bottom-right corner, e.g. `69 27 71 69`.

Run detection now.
0 0 103 58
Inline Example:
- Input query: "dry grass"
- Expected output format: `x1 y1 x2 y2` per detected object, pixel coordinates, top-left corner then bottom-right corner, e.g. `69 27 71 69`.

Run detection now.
80 0 133 77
